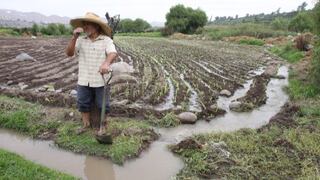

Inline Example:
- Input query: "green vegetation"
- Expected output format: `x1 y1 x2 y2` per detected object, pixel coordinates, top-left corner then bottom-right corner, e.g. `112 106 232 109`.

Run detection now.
147 112 180 128
55 118 157 164
270 43 304 63
271 17 290 30
118 18 151 33
171 122 320 179
288 12 314 32
0 23 72 37
210 2 307 27
0 28 20 36
0 95 158 164
164 4 207 34
238 38 265 46
0 148 76 179
310 2 320 89
288 78 319 99
0 96 49 136
204 23 294 40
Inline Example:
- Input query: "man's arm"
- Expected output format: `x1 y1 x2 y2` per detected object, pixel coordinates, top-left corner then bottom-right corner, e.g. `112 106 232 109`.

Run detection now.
65 27 83 57
99 52 118 74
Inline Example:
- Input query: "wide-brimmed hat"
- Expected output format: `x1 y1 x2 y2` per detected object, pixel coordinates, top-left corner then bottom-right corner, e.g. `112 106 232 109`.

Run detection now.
70 12 112 37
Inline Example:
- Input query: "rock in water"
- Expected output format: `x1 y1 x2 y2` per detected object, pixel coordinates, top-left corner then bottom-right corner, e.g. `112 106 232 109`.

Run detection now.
178 112 197 124
220 89 231 97
229 101 242 111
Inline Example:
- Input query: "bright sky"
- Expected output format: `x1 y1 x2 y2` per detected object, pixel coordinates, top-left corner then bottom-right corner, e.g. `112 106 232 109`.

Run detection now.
1 0 316 23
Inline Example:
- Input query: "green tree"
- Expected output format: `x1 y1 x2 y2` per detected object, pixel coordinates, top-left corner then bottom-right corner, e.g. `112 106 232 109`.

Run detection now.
31 23 39 36
118 18 151 33
40 23 61 35
313 1 320 34
57 24 71 35
118 19 134 32
165 4 207 34
133 18 151 32
271 18 289 30
288 12 314 32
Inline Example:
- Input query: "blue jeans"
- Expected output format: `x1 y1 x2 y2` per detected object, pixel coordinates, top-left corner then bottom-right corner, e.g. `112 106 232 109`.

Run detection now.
76 85 110 114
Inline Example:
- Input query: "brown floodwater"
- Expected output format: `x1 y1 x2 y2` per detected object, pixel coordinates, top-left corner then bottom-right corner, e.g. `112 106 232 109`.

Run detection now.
0 66 289 180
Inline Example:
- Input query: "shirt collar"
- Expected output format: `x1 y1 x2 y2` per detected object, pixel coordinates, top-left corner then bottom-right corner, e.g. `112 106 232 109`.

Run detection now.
83 34 105 41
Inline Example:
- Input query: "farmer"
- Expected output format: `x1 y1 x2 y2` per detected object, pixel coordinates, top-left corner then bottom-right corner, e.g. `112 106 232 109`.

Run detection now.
65 12 118 134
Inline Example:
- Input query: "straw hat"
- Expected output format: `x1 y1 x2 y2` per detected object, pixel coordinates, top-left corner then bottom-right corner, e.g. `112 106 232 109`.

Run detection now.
70 12 112 37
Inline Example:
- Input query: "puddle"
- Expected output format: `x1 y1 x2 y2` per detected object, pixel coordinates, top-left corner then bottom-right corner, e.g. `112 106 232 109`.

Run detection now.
0 129 183 180
0 66 289 180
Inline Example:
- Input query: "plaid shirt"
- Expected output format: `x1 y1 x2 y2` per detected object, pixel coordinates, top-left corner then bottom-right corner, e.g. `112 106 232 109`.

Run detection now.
75 35 117 87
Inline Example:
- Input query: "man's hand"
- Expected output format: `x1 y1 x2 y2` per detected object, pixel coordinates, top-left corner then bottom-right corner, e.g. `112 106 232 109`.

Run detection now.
73 27 83 39
66 27 83 57
99 62 110 74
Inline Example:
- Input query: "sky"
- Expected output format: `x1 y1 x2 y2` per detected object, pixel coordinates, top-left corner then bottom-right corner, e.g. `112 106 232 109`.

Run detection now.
1 0 317 23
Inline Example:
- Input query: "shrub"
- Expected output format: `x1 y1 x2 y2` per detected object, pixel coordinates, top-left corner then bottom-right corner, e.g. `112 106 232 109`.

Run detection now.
288 12 314 32
270 43 304 63
271 17 289 30
118 18 151 33
310 44 320 87
310 2 320 88
165 4 207 34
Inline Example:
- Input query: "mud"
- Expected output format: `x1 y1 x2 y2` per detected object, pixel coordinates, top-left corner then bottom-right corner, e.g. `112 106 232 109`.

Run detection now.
234 73 271 112
259 102 300 131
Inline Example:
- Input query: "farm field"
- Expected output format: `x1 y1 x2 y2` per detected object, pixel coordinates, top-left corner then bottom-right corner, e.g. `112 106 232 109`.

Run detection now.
0 36 271 119
1 34 317 179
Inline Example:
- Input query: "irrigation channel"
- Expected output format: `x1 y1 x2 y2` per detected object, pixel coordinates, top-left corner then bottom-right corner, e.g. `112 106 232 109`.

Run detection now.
0 66 289 180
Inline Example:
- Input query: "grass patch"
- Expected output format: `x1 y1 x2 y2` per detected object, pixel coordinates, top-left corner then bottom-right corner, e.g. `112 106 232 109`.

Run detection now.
147 112 180 128
0 96 44 134
238 38 265 46
0 95 158 164
55 119 157 164
287 79 320 99
171 123 320 179
270 43 304 63
0 148 76 179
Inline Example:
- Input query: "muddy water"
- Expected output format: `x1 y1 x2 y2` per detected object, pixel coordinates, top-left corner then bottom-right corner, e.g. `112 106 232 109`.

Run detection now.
154 67 175 111
179 74 202 112
0 129 183 180
160 66 288 141
0 66 288 180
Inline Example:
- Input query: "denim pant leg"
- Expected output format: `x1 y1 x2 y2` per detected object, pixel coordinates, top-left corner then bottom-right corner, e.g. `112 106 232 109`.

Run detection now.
95 86 111 114
77 85 93 112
